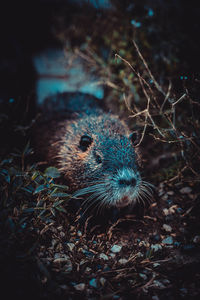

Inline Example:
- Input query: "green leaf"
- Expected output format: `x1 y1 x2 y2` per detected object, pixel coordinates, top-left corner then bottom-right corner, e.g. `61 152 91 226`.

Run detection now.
55 206 67 213
23 208 35 213
50 193 69 198
21 186 34 194
33 185 46 194
31 171 40 181
50 208 56 216
45 167 60 178
53 200 64 207
52 184 69 190
0 158 13 166
0 169 10 183
39 210 46 217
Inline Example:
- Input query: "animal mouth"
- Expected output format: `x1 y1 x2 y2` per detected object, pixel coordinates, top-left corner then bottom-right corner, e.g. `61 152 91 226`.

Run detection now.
115 196 132 208
72 178 154 211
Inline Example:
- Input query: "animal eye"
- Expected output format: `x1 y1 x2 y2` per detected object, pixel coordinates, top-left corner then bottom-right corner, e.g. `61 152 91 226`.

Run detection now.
79 135 93 151
129 132 139 146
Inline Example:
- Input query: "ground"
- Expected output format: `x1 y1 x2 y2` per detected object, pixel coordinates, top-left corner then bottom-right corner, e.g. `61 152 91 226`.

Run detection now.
0 1 200 299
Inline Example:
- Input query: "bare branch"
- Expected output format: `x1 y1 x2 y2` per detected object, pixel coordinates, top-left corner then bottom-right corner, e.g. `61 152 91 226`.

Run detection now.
172 93 187 107
132 40 166 96
160 80 172 112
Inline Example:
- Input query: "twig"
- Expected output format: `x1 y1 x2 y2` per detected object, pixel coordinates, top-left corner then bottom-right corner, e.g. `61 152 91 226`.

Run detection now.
160 80 172 112
139 273 156 291
133 40 166 96
163 165 188 183
172 93 187 107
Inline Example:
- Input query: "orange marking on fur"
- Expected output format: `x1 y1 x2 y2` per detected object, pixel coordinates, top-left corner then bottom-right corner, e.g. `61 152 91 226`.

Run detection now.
77 152 89 160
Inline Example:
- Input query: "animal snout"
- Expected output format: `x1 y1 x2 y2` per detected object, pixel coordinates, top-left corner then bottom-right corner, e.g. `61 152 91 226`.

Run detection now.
118 177 137 187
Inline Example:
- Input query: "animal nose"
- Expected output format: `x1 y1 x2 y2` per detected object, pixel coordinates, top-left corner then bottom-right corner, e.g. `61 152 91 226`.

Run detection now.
118 178 136 187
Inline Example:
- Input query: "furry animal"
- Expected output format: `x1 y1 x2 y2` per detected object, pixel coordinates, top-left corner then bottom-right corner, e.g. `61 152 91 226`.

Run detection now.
36 92 152 210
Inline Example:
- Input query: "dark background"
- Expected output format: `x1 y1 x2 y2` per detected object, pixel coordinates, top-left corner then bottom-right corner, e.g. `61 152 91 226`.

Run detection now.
0 0 200 100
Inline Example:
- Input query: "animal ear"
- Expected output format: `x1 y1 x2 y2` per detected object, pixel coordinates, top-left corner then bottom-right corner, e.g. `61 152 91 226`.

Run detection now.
79 135 93 151
129 131 140 146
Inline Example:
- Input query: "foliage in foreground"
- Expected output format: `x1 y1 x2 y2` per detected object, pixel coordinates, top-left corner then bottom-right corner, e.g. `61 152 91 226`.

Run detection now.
0 152 70 234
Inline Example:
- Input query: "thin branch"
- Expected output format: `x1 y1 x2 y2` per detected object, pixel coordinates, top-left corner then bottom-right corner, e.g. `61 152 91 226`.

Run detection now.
172 93 187 107
132 40 166 96
160 80 172 112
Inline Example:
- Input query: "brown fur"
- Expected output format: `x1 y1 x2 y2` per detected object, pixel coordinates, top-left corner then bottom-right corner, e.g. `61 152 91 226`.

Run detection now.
35 112 141 191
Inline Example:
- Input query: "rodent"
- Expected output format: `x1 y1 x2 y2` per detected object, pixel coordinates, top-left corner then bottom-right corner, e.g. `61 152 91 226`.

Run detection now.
35 92 152 209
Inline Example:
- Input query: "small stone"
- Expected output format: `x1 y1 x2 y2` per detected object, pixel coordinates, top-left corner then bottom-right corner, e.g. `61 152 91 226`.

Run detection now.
139 241 150 247
82 249 94 257
180 187 192 194
74 283 85 291
158 190 164 197
109 253 116 258
159 183 164 189
80 259 87 265
139 273 147 280
50 239 57 249
180 288 188 295
66 243 75 251
161 194 168 200
163 208 169 216
118 258 128 265
162 224 172 232
153 263 160 268
54 253 64 259
136 252 144 257
162 236 173 245
63 261 73 273
99 277 106 286
70 226 75 231
59 284 68 290
99 253 109 260
153 280 165 289
167 199 173 206
168 205 178 214
53 253 70 263
53 257 69 264
152 296 160 300
60 231 65 238
57 226 63 231
110 245 122 253
151 244 162 252
162 279 170 285
85 267 92 273
189 194 196 200
167 191 174 195
174 241 181 247
177 207 184 215
89 278 98 288
193 235 200 244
